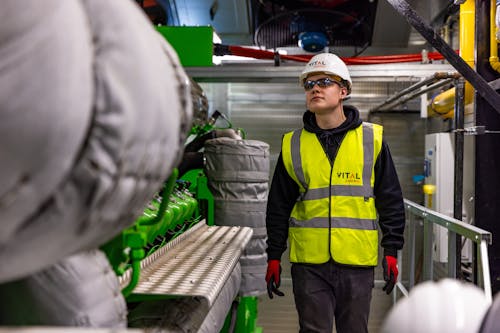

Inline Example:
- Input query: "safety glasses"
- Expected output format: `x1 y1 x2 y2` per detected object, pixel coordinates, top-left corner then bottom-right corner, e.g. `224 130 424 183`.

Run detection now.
303 77 341 91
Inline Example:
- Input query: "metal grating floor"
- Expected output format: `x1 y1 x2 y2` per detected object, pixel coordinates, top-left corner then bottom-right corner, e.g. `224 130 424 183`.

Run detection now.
119 221 253 307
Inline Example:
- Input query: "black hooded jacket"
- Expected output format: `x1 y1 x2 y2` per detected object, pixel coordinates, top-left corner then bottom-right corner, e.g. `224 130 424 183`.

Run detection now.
266 105 405 263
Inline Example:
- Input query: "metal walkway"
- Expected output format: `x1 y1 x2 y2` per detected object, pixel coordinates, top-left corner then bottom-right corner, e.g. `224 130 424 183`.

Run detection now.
256 264 392 333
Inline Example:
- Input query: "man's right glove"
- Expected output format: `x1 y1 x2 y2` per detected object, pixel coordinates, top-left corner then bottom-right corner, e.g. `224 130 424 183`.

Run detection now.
265 259 285 299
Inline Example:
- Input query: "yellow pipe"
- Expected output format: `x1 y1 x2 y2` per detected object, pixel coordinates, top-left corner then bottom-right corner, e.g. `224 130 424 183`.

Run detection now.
429 89 457 119
428 0 475 118
489 0 500 72
460 0 475 66
423 184 436 209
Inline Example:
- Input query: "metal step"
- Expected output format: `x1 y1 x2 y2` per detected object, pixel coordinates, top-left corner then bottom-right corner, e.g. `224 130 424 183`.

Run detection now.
119 221 253 307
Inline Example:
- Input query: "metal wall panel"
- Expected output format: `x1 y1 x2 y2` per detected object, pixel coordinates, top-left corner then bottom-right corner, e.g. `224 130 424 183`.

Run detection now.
368 112 426 204
201 82 305 171
200 80 422 182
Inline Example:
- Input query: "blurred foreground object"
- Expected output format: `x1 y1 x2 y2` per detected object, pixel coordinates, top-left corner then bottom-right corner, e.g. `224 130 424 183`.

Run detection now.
0 0 192 283
381 279 490 333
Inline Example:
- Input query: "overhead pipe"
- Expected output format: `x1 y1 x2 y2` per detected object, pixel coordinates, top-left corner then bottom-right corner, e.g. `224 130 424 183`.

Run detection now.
442 13 459 47
371 79 454 113
429 0 475 119
369 72 459 113
220 45 311 63
341 52 446 64
429 88 460 119
216 44 446 64
489 0 500 73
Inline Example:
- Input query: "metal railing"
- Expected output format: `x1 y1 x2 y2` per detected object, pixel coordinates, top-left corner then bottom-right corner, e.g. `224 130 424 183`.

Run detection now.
394 199 493 304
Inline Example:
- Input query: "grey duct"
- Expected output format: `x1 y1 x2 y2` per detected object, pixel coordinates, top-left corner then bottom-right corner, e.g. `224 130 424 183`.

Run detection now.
204 138 270 296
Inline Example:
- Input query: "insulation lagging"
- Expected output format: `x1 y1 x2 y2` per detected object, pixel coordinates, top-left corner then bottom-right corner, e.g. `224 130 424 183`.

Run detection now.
204 138 270 296
0 250 127 327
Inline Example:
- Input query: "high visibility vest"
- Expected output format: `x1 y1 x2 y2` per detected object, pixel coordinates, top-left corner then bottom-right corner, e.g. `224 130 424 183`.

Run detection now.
282 122 383 266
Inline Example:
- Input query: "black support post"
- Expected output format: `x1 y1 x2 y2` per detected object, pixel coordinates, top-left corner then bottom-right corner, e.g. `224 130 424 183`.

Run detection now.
475 0 500 294
453 78 465 279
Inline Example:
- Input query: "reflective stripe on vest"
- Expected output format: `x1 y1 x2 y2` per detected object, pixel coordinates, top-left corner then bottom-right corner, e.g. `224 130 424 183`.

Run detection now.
282 122 383 266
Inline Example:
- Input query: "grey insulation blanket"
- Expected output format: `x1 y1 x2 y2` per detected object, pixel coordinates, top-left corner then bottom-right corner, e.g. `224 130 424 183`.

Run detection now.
205 138 270 296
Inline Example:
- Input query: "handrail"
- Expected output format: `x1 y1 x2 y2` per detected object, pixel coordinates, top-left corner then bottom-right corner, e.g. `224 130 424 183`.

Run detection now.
396 198 493 304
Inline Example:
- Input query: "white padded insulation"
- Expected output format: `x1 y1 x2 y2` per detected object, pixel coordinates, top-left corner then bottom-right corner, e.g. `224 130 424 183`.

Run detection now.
0 0 192 283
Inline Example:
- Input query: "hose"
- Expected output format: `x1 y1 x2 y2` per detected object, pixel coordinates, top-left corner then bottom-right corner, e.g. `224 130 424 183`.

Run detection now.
138 168 178 226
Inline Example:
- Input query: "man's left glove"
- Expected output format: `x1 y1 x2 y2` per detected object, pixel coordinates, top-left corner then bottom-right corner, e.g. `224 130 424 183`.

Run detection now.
382 255 398 294
265 259 285 299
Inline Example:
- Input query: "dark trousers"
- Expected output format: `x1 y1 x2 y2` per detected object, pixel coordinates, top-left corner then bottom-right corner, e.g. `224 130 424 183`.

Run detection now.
291 260 374 333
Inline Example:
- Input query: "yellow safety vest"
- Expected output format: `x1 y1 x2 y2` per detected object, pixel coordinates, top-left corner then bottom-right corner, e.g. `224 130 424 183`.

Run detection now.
282 122 383 266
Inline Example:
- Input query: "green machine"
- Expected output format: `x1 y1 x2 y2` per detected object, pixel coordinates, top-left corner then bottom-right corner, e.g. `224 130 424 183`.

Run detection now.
101 103 263 332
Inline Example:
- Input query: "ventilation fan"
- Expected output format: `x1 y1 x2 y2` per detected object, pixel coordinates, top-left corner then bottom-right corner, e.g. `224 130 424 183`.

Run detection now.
254 8 373 52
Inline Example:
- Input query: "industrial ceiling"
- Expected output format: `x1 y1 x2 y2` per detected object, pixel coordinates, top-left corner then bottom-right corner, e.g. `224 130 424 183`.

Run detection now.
142 0 458 57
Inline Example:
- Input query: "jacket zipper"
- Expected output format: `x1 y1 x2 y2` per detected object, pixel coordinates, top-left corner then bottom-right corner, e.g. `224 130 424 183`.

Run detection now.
318 132 347 261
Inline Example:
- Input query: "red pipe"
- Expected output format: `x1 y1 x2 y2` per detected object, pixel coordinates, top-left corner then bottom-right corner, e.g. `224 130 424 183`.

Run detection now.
228 46 312 62
226 45 447 64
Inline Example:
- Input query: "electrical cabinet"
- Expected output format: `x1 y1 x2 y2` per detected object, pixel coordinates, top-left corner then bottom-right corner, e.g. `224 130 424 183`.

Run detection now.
424 133 474 262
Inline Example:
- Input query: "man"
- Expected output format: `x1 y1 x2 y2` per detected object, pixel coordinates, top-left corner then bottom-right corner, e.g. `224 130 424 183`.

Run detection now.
265 53 405 333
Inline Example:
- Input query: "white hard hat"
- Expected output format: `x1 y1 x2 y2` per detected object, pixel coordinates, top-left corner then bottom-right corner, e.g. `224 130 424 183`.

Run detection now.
381 279 490 333
299 53 352 94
